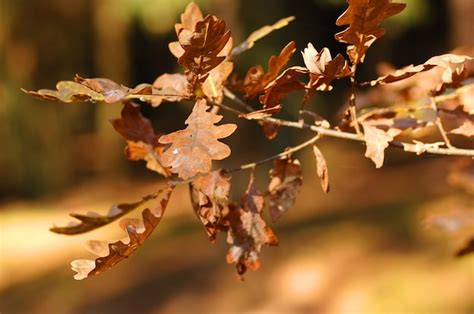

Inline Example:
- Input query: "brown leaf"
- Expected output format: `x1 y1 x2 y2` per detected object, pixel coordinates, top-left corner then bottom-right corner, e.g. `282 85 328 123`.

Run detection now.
177 14 231 88
335 0 406 64
240 41 297 100
111 102 170 176
71 186 174 280
260 66 306 110
302 44 351 92
232 16 295 56
267 156 303 221
74 75 129 103
191 170 231 241
22 81 105 103
226 173 278 276
158 99 237 180
362 54 473 86
312 145 330 193
362 123 401 168
152 73 190 106
51 193 160 235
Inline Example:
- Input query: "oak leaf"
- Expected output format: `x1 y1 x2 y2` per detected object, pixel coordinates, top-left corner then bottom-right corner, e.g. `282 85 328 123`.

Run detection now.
152 73 190 106
158 99 237 180
226 173 278 275
71 186 174 280
111 102 170 176
239 41 297 100
267 156 303 221
335 0 406 64
22 81 104 103
191 170 231 241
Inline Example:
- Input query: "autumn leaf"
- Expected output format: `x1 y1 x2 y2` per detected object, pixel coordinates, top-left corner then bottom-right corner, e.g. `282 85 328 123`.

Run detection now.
51 192 161 235
312 145 330 193
267 156 303 221
158 99 237 180
362 123 401 168
238 41 297 100
71 186 174 280
362 54 473 87
226 173 278 276
449 120 474 137
301 43 351 91
152 73 190 106
111 102 170 176
177 14 231 87
335 0 406 64
232 16 295 56
22 81 105 103
191 170 231 241
202 60 234 104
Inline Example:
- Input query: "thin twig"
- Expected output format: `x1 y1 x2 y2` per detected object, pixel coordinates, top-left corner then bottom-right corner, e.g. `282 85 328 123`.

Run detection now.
349 64 362 135
219 90 474 158
430 96 453 148
226 134 321 173
224 87 255 112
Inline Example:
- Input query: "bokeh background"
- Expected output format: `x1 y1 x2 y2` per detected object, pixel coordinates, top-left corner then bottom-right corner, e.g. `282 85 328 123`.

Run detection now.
1 0 473 313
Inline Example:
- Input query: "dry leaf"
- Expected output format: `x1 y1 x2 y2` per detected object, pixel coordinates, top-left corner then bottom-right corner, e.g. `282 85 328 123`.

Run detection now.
239 41 297 100
152 73 190 106
226 173 278 276
71 186 174 280
267 156 303 221
312 145 330 193
362 54 473 86
362 123 401 168
239 106 282 120
335 0 406 64
22 81 104 103
232 16 295 56
111 102 170 176
159 99 237 180
191 170 231 241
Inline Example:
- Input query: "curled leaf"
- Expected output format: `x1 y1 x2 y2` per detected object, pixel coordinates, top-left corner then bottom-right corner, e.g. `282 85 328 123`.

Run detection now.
22 81 104 103
232 16 295 56
191 170 231 241
51 193 158 235
312 145 330 193
159 99 237 180
111 102 170 176
226 173 278 276
71 186 174 280
267 156 303 221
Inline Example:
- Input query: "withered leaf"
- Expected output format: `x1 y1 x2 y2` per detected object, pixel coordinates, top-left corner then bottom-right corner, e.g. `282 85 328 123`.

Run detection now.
22 81 104 103
152 73 190 106
74 75 129 103
231 16 295 56
240 41 297 100
158 99 237 180
302 44 351 92
111 102 169 176
202 61 234 104
312 145 330 193
51 192 160 235
260 66 306 110
362 123 401 168
71 186 174 280
226 173 278 276
239 106 282 120
335 0 406 64
362 54 473 87
267 156 303 221
191 170 231 241
178 14 231 87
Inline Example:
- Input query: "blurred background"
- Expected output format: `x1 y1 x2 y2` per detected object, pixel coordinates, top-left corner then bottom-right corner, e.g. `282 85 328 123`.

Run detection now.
1 0 473 313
